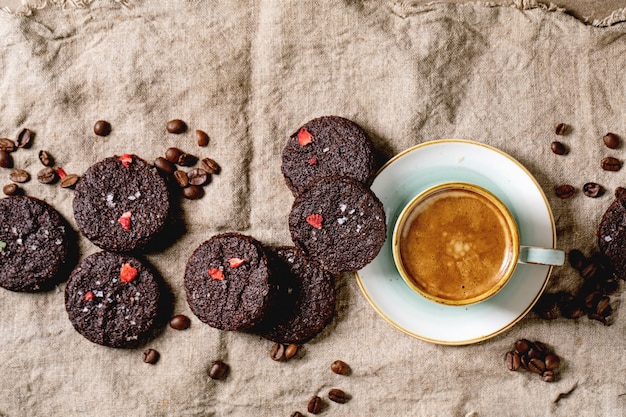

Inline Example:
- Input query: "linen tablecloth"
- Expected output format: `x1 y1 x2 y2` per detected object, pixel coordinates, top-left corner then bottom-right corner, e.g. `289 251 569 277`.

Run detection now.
0 1 625 416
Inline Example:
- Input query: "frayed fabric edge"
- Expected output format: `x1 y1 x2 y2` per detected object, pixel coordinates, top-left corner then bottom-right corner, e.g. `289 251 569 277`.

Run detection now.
9 0 134 16
389 0 626 27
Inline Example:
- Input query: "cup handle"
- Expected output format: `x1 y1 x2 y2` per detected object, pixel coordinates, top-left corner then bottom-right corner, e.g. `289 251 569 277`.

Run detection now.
519 246 565 266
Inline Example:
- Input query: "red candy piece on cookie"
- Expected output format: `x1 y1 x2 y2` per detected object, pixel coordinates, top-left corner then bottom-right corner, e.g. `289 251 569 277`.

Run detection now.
228 258 245 268
306 213 323 229
297 128 313 147
120 154 133 167
118 211 132 230
120 263 138 283
208 267 225 280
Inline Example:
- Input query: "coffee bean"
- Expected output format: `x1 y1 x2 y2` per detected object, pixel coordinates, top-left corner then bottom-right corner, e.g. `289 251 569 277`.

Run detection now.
555 184 575 199
173 170 189 188
60 173 79 189
307 395 323 414
9 168 29 183
601 156 621 171
542 370 556 382
596 296 612 316
195 129 209 147
208 360 228 380
527 358 546 375
505 351 521 371
142 348 160 364
165 147 182 163
328 388 349 404
555 123 568 135
583 182 603 198
187 168 209 186
514 339 531 355
38 150 54 167
270 342 285 361
581 262 598 280
183 185 204 200
550 141 567 155
0 150 13 168
16 128 33 148
290 412 304 417
284 343 299 360
544 354 560 371
201 157 221 175
166 119 187 134
330 360 351 376
37 167 57 184
169 314 191 330
93 120 112 136
568 249 587 270
603 132 620 149
0 138 16 153
2 183 21 196
154 157 175 175
177 153 198 167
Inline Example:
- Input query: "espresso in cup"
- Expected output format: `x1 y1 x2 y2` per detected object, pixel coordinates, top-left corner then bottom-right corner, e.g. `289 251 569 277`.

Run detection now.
393 183 520 305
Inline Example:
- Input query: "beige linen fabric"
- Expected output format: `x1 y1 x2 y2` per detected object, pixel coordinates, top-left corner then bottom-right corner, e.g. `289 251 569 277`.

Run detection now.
0 1 625 416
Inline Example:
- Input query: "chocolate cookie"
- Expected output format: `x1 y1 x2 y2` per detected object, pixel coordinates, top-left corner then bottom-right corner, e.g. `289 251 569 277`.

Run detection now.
0 196 70 292
598 187 626 275
255 246 336 344
289 176 386 274
72 154 171 253
65 251 161 348
184 233 276 331
281 116 376 195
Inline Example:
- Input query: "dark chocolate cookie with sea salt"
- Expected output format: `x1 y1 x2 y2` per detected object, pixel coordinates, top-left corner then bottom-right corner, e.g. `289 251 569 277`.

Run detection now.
255 246 336 344
598 187 626 275
72 154 171 253
281 116 376 195
289 176 386 274
0 196 71 292
184 233 276 331
65 251 161 348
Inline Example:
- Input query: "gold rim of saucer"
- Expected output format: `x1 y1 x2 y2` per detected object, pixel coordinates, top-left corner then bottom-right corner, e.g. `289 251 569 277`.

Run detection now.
392 182 520 306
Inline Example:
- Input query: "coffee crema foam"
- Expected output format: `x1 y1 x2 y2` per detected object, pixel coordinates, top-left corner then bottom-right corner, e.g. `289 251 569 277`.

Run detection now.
399 189 513 302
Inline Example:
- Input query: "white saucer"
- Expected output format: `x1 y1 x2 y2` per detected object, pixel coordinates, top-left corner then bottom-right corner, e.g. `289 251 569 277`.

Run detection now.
356 139 556 345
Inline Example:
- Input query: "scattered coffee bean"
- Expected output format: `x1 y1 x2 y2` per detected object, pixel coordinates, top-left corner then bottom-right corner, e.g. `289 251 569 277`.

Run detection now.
555 123 568 135
284 344 298 360
201 157 221 175
142 348 160 364
166 119 187 134
183 185 204 200
550 141 567 155
0 138 16 153
38 150 54 166
555 184 575 199
169 314 191 330
270 342 285 361
506 339 560 382
307 395 323 414
154 157 176 175
37 167 57 184
602 132 620 149
601 156 621 171
16 128 33 148
328 388 349 404
568 249 587 271
542 370 555 382
208 360 228 380
60 173 79 189
290 412 304 417
0 150 13 168
187 168 209 186
173 170 189 188
177 153 198 167
9 168 30 183
330 360 351 376
583 182 603 198
165 147 182 163
93 120 112 137
195 129 209 147
505 351 521 371
2 183 21 196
